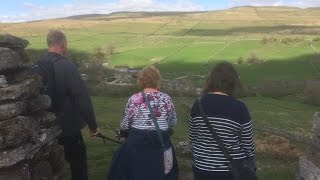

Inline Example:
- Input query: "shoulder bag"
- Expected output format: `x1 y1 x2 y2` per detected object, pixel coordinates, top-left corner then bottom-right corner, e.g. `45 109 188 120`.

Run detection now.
142 92 173 175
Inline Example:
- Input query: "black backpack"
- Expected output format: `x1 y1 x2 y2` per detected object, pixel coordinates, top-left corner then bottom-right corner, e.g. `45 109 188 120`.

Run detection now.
30 57 62 111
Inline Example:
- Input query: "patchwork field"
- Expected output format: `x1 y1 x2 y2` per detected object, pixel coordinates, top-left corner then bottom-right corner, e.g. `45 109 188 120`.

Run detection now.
2 6 320 179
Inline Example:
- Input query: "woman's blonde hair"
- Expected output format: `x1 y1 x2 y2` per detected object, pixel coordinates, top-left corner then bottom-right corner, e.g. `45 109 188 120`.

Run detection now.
137 66 161 90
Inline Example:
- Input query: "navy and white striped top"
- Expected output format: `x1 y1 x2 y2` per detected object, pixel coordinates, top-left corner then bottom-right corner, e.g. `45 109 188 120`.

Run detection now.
121 92 177 131
189 94 255 172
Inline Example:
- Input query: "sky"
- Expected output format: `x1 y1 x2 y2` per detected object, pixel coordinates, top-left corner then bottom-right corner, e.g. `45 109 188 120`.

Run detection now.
1 0 320 23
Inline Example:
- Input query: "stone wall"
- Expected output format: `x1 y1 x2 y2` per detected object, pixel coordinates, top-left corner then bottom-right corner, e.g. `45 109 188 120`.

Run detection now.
0 34 64 180
297 112 320 180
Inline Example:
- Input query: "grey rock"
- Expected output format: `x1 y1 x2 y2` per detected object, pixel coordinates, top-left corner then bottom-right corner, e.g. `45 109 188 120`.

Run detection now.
0 47 30 74
0 116 40 150
0 101 26 121
48 144 64 174
314 112 320 137
0 126 61 168
0 78 41 102
175 141 192 155
298 156 320 180
5 69 29 83
307 137 320 167
31 111 56 126
31 161 53 180
0 34 29 50
0 75 7 88
53 171 64 180
0 163 31 180
27 95 51 113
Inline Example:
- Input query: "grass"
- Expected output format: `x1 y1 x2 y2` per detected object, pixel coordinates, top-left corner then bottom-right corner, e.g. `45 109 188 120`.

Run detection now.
3 8 320 85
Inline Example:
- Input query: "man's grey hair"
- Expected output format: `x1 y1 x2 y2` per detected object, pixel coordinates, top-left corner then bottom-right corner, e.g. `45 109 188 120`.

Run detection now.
47 30 67 47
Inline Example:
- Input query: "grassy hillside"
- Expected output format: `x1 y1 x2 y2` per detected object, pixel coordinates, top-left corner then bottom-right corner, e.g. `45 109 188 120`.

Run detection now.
2 6 320 85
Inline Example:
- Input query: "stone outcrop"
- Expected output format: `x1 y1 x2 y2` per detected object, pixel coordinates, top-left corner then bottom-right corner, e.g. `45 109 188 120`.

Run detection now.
297 112 320 180
0 34 63 180
0 34 29 50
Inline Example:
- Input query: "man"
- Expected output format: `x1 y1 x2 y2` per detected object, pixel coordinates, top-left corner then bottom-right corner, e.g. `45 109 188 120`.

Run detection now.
30 30 99 180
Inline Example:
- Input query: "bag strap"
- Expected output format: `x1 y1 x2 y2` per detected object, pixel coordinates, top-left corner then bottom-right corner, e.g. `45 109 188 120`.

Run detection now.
142 92 165 148
50 57 62 110
197 97 232 162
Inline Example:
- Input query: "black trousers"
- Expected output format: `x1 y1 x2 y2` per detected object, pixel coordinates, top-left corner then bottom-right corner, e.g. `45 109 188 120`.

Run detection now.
58 132 88 180
193 168 233 180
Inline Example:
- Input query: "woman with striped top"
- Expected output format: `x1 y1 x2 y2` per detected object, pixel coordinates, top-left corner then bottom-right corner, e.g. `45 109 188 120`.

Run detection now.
108 66 179 180
189 62 256 180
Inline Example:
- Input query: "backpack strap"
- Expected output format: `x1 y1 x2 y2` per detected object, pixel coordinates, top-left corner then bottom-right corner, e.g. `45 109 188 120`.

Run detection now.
142 92 165 148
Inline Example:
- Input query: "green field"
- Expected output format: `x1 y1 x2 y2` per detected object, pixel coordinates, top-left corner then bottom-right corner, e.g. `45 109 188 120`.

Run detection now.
2 6 320 180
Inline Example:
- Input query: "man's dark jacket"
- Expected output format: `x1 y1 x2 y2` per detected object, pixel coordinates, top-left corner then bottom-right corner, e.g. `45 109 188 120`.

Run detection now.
30 52 97 136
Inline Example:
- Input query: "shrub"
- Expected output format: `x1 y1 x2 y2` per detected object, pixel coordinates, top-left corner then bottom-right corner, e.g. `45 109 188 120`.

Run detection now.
313 37 320 42
236 56 244 64
261 37 278 45
245 53 264 65
281 37 304 44
255 133 301 162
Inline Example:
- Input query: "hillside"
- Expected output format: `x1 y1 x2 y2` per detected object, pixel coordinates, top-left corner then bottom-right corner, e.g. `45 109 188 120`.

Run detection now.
1 6 320 85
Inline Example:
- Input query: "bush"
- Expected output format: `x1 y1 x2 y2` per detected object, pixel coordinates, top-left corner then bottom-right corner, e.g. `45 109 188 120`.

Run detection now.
245 53 264 65
80 45 117 84
313 37 320 42
261 37 278 45
281 37 304 44
236 56 244 64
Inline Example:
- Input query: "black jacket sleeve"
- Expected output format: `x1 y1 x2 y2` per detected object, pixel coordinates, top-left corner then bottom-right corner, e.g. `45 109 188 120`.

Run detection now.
57 60 98 130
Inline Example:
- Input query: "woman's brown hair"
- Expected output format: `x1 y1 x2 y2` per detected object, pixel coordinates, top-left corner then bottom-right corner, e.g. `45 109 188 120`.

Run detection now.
137 65 161 90
203 62 240 96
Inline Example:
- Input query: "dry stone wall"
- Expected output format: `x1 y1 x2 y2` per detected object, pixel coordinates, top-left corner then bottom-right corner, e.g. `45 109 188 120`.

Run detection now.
0 34 64 180
297 112 320 180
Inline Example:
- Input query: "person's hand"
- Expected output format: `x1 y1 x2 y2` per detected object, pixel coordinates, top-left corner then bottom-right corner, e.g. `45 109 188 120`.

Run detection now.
89 128 99 137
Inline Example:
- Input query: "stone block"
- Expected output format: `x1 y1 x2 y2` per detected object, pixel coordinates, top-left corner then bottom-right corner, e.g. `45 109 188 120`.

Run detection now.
30 111 56 126
0 34 29 50
0 47 30 74
298 156 320 180
48 144 64 174
0 101 26 121
27 95 51 113
0 75 7 88
5 69 29 84
0 116 39 150
0 163 31 180
308 138 320 166
31 161 52 180
0 126 61 168
0 78 41 102
314 112 320 137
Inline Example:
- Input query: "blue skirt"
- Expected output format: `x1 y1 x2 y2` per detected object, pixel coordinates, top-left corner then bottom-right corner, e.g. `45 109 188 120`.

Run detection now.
108 128 179 180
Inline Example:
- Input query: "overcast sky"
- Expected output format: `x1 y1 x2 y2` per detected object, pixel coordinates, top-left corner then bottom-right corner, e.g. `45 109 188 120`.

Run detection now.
1 0 320 23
